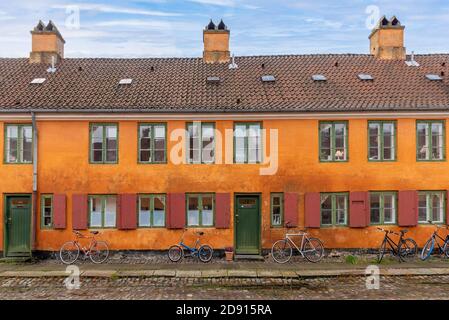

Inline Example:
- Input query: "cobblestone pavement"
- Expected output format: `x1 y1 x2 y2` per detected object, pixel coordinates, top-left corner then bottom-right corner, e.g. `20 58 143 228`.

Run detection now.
1 275 449 300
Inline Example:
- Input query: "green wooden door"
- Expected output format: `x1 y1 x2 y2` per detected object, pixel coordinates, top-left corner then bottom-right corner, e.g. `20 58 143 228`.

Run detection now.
5 196 31 257
235 196 260 255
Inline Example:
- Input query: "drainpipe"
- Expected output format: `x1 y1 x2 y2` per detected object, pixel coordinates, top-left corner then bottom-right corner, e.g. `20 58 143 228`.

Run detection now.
31 112 38 251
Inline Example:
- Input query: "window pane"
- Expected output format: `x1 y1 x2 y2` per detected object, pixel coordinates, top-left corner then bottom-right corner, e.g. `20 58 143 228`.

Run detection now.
334 124 346 161
431 193 443 222
93 150 103 162
248 124 261 163
431 123 443 160
370 194 381 224
92 126 103 162
321 195 332 225
418 194 428 222
383 194 395 223
417 123 429 160
22 126 32 162
44 197 52 207
90 197 102 227
105 126 117 162
335 195 347 225
154 125 166 162
272 206 281 225
6 126 18 163
153 196 165 227
139 197 151 227
140 151 150 162
234 125 246 163
106 150 117 162
104 196 116 227
383 123 395 160
202 124 215 163
320 124 332 161
187 196 199 226
188 124 201 163
369 123 380 160
201 196 214 226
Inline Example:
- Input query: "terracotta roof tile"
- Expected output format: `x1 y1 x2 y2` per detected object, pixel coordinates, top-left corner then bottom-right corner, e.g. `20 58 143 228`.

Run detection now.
0 54 448 113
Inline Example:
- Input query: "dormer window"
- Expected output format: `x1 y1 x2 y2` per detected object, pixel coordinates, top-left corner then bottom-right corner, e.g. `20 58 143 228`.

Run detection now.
358 74 374 81
312 74 327 81
261 75 276 82
426 74 443 81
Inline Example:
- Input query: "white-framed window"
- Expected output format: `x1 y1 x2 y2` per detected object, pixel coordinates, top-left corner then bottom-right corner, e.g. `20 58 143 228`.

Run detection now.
418 191 445 224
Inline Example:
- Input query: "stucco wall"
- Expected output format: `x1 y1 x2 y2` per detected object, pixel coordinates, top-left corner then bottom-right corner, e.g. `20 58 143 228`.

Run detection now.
0 118 446 251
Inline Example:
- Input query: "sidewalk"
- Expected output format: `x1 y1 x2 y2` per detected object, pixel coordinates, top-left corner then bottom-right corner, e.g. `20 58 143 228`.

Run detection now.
2 259 449 279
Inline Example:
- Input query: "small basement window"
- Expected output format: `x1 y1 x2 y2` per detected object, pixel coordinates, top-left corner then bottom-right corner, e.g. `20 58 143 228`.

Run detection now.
426 74 443 81
206 76 220 84
358 74 374 81
312 74 327 81
30 78 46 84
119 78 133 85
261 75 276 82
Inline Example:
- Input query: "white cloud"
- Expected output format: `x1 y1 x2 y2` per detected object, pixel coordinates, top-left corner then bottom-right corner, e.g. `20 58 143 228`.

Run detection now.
51 3 183 17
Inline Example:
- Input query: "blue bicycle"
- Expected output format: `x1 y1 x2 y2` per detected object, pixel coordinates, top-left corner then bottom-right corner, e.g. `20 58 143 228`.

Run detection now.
420 222 449 260
168 229 213 263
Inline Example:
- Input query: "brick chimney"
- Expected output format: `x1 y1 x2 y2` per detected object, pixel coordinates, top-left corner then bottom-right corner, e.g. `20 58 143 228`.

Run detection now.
29 20 65 64
369 16 405 60
203 19 230 64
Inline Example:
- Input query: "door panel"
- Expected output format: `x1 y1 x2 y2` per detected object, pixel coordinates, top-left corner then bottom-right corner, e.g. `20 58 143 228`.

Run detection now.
235 196 260 255
5 196 31 256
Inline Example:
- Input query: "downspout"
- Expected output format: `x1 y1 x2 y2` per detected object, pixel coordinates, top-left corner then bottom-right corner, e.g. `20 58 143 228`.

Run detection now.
31 112 38 252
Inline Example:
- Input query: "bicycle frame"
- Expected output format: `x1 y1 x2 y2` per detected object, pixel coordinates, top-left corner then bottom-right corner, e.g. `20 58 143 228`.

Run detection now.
283 231 312 257
382 232 406 261
73 234 99 257
428 230 449 255
178 230 202 256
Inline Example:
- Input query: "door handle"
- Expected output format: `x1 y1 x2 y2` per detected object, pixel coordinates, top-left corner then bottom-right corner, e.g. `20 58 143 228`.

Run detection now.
7 218 12 225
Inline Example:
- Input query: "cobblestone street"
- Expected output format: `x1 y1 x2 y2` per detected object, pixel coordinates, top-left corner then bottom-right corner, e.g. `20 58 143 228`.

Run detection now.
1 275 449 300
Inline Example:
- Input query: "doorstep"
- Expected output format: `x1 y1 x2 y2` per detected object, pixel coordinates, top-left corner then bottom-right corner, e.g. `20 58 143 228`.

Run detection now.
234 254 265 261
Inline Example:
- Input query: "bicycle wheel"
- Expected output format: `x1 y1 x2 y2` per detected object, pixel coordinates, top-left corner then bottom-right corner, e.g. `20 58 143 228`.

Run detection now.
271 239 293 264
420 238 435 261
198 245 213 263
377 238 387 263
60 241 80 265
399 238 418 261
168 245 184 262
443 240 449 258
89 241 110 264
303 238 325 263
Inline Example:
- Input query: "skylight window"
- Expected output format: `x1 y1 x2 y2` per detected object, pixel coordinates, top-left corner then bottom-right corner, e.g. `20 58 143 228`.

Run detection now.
312 74 327 81
358 74 374 81
261 75 276 82
405 60 420 67
206 76 220 83
30 78 46 84
426 74 443 81
119 78 133 85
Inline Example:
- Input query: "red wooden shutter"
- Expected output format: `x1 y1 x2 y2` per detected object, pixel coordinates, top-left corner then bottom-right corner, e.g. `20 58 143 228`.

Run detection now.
53 194 67 229
215 193 230 228
349 192 368 228
167 193 186 229
72 194 88 230
305 193 321 228
284 193 299 227
398 190 418 227
118 194 137 230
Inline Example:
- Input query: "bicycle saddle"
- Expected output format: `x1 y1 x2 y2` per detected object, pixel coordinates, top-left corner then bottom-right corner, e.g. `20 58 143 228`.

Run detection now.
400 229 408 234
196 231 204 236
90 231 99 235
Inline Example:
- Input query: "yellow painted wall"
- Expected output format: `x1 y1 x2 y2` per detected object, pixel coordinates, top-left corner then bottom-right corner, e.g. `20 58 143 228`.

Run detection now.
0 118 446 252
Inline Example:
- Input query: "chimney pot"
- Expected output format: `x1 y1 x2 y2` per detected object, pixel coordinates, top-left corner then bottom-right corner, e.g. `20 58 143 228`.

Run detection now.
29 20 65 64
369 16 406 60
203 19 230 64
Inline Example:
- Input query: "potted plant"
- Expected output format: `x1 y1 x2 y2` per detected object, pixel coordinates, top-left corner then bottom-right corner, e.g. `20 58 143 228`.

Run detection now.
224 247 234 261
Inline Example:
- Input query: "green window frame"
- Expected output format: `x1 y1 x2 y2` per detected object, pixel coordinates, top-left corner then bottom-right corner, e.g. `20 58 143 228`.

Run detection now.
270 193 284 227
138 123 167 164
234 122 262 164
186 122 215 164
320 193 348 226
418 191 446 224
368 121 396 161
138 194 166 227
319 121 348 162
89 195 117 228
186 194 215 227
90 123 118 164
416 120 445 161
41 195 53 229
369 192 397 225
4 124 33 164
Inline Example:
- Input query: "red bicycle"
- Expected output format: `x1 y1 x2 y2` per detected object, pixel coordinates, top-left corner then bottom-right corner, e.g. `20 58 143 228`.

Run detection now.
60 230 110 264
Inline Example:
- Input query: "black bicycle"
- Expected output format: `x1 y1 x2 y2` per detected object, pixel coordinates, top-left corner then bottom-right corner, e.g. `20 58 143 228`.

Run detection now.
377 227 417 263
420 222 449 260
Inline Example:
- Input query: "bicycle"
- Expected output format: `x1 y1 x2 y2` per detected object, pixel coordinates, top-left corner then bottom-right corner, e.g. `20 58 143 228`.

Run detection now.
420 221 449 260
168 229 213 263
271 222 324 263
60 230 110 264
377 227 417 263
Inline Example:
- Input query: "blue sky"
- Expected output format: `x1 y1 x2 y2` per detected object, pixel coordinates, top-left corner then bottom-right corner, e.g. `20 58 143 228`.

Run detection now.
0 0 448 58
